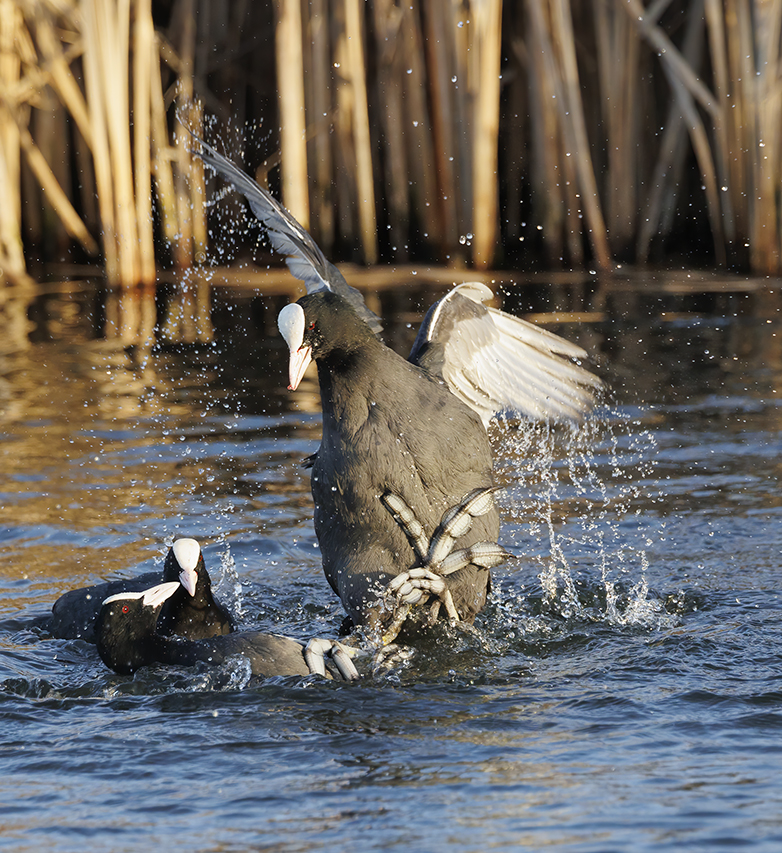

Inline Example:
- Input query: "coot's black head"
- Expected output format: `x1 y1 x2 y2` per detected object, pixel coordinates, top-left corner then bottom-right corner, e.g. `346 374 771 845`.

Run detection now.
162 538 205 597
278 292 377 390
96 582 180 675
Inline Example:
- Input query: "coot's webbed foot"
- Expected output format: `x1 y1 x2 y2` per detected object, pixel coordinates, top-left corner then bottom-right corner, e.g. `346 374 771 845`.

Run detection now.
304 637 361 681
379 487 511 644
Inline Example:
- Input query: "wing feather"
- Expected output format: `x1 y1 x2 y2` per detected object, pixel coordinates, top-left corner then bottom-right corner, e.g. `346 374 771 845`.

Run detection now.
410 283 602 425
190 134 382 333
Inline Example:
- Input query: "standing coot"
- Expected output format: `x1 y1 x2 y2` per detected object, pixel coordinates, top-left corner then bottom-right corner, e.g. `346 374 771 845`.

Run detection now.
194 138 602 636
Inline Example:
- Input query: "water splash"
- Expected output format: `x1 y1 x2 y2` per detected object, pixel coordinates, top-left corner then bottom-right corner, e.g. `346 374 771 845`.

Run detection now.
214 539 245 624
186 655 254 692
181 111 278 272
493 405 672 629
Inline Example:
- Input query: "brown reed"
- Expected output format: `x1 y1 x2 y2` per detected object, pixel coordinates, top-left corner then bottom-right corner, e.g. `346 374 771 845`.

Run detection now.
2 0 782 289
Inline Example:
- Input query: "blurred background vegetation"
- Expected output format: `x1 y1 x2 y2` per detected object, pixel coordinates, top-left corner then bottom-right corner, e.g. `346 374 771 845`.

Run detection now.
1 0 782 289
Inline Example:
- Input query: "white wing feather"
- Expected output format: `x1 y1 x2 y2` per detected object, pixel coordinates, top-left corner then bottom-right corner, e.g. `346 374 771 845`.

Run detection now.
415 283 602 425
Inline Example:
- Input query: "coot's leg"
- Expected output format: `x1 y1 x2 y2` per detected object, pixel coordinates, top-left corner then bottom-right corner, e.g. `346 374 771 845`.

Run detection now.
304 637 361 681
378 488 511 644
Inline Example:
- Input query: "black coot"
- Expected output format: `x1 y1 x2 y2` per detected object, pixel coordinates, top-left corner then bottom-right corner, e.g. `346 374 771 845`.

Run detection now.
194 138 602 634
50 539 234 641
95 582 358 680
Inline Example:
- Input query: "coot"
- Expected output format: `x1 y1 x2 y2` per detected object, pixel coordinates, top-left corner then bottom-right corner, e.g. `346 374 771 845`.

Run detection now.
195 138 602 635
96 582 358 680
50 539 234 642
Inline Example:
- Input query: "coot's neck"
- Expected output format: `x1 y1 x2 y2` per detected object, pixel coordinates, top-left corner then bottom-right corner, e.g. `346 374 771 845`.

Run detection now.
315 335 390 425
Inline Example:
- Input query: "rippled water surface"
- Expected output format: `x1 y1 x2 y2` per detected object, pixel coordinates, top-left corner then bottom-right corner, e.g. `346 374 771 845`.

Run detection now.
1 277 781 852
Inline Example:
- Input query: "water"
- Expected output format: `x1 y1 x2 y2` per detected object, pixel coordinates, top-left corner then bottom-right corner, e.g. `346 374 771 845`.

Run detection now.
1 278 781 852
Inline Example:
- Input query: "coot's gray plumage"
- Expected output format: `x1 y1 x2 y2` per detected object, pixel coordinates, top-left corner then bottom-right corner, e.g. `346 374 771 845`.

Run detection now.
50 539 234 642
194 138 602 634
280 289 500 630
95 582 357 680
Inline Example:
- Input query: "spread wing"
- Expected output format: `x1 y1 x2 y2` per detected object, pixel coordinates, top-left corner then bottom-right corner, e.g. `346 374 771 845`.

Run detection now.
190 134 382 334
409 282 602 425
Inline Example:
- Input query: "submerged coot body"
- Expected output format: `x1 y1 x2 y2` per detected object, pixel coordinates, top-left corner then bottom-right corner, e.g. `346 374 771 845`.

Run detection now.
96 582 354 680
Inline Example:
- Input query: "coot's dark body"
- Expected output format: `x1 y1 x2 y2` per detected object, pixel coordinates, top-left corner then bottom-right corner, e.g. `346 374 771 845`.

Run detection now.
96 583 348 680
50 539 233 642
300 292 497 628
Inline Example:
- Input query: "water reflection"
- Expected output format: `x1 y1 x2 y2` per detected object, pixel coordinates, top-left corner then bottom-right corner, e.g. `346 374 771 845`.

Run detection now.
0 270 780 605
1 273 782 850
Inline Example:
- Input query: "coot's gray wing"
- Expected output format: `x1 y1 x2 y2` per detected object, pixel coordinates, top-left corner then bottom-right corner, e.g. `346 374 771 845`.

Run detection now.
190 135 382 334
409 282 602 425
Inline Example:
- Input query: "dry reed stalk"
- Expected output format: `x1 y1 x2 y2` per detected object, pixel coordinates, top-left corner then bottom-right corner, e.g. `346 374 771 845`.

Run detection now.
305 0 335 252
747 0 782 273
504 35 527 245
134 0 155 285
550 0 611 269
332 0 359 246
525 1 562 263
372 0 407 258
593 0 641 250
638 5 706 260
150 31 180 253
423 0 459 254
81 0 120 283
625 0 725 266
399 0 439 248
0 0 26 280
526 0 582 264
469 0 502 269
666 64 726 264
625 0 718 117
194 273 213 341
449 1 471 237
174 0 195 269
5 17 75 109
703 0 739 239
101 0 141 284
189 100 207 264
766 4 782 270
32 13 93 150
344 0 377 263
38 86 72 251
18 123 99 254
723 0 754 243
274 0 310 229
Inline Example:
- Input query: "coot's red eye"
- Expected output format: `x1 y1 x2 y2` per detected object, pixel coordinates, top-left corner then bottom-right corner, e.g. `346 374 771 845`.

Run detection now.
309 321 316 330
122 605 130 614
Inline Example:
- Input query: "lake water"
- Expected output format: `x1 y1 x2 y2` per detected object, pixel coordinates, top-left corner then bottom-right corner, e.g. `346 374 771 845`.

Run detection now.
1 273 781 852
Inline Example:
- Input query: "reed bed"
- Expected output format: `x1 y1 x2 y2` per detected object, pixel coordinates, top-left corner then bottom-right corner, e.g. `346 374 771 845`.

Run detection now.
1 0 782 288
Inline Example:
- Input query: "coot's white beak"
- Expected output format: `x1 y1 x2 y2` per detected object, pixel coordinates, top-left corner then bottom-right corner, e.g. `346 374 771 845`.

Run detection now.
142 581 182 608
102 581 181 610
178 565 198 597
172 538 201 597
287 346 313 391
278 303 312 391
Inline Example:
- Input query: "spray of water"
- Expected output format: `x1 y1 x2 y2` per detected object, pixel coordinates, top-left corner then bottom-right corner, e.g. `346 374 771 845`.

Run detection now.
492 404 675 631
